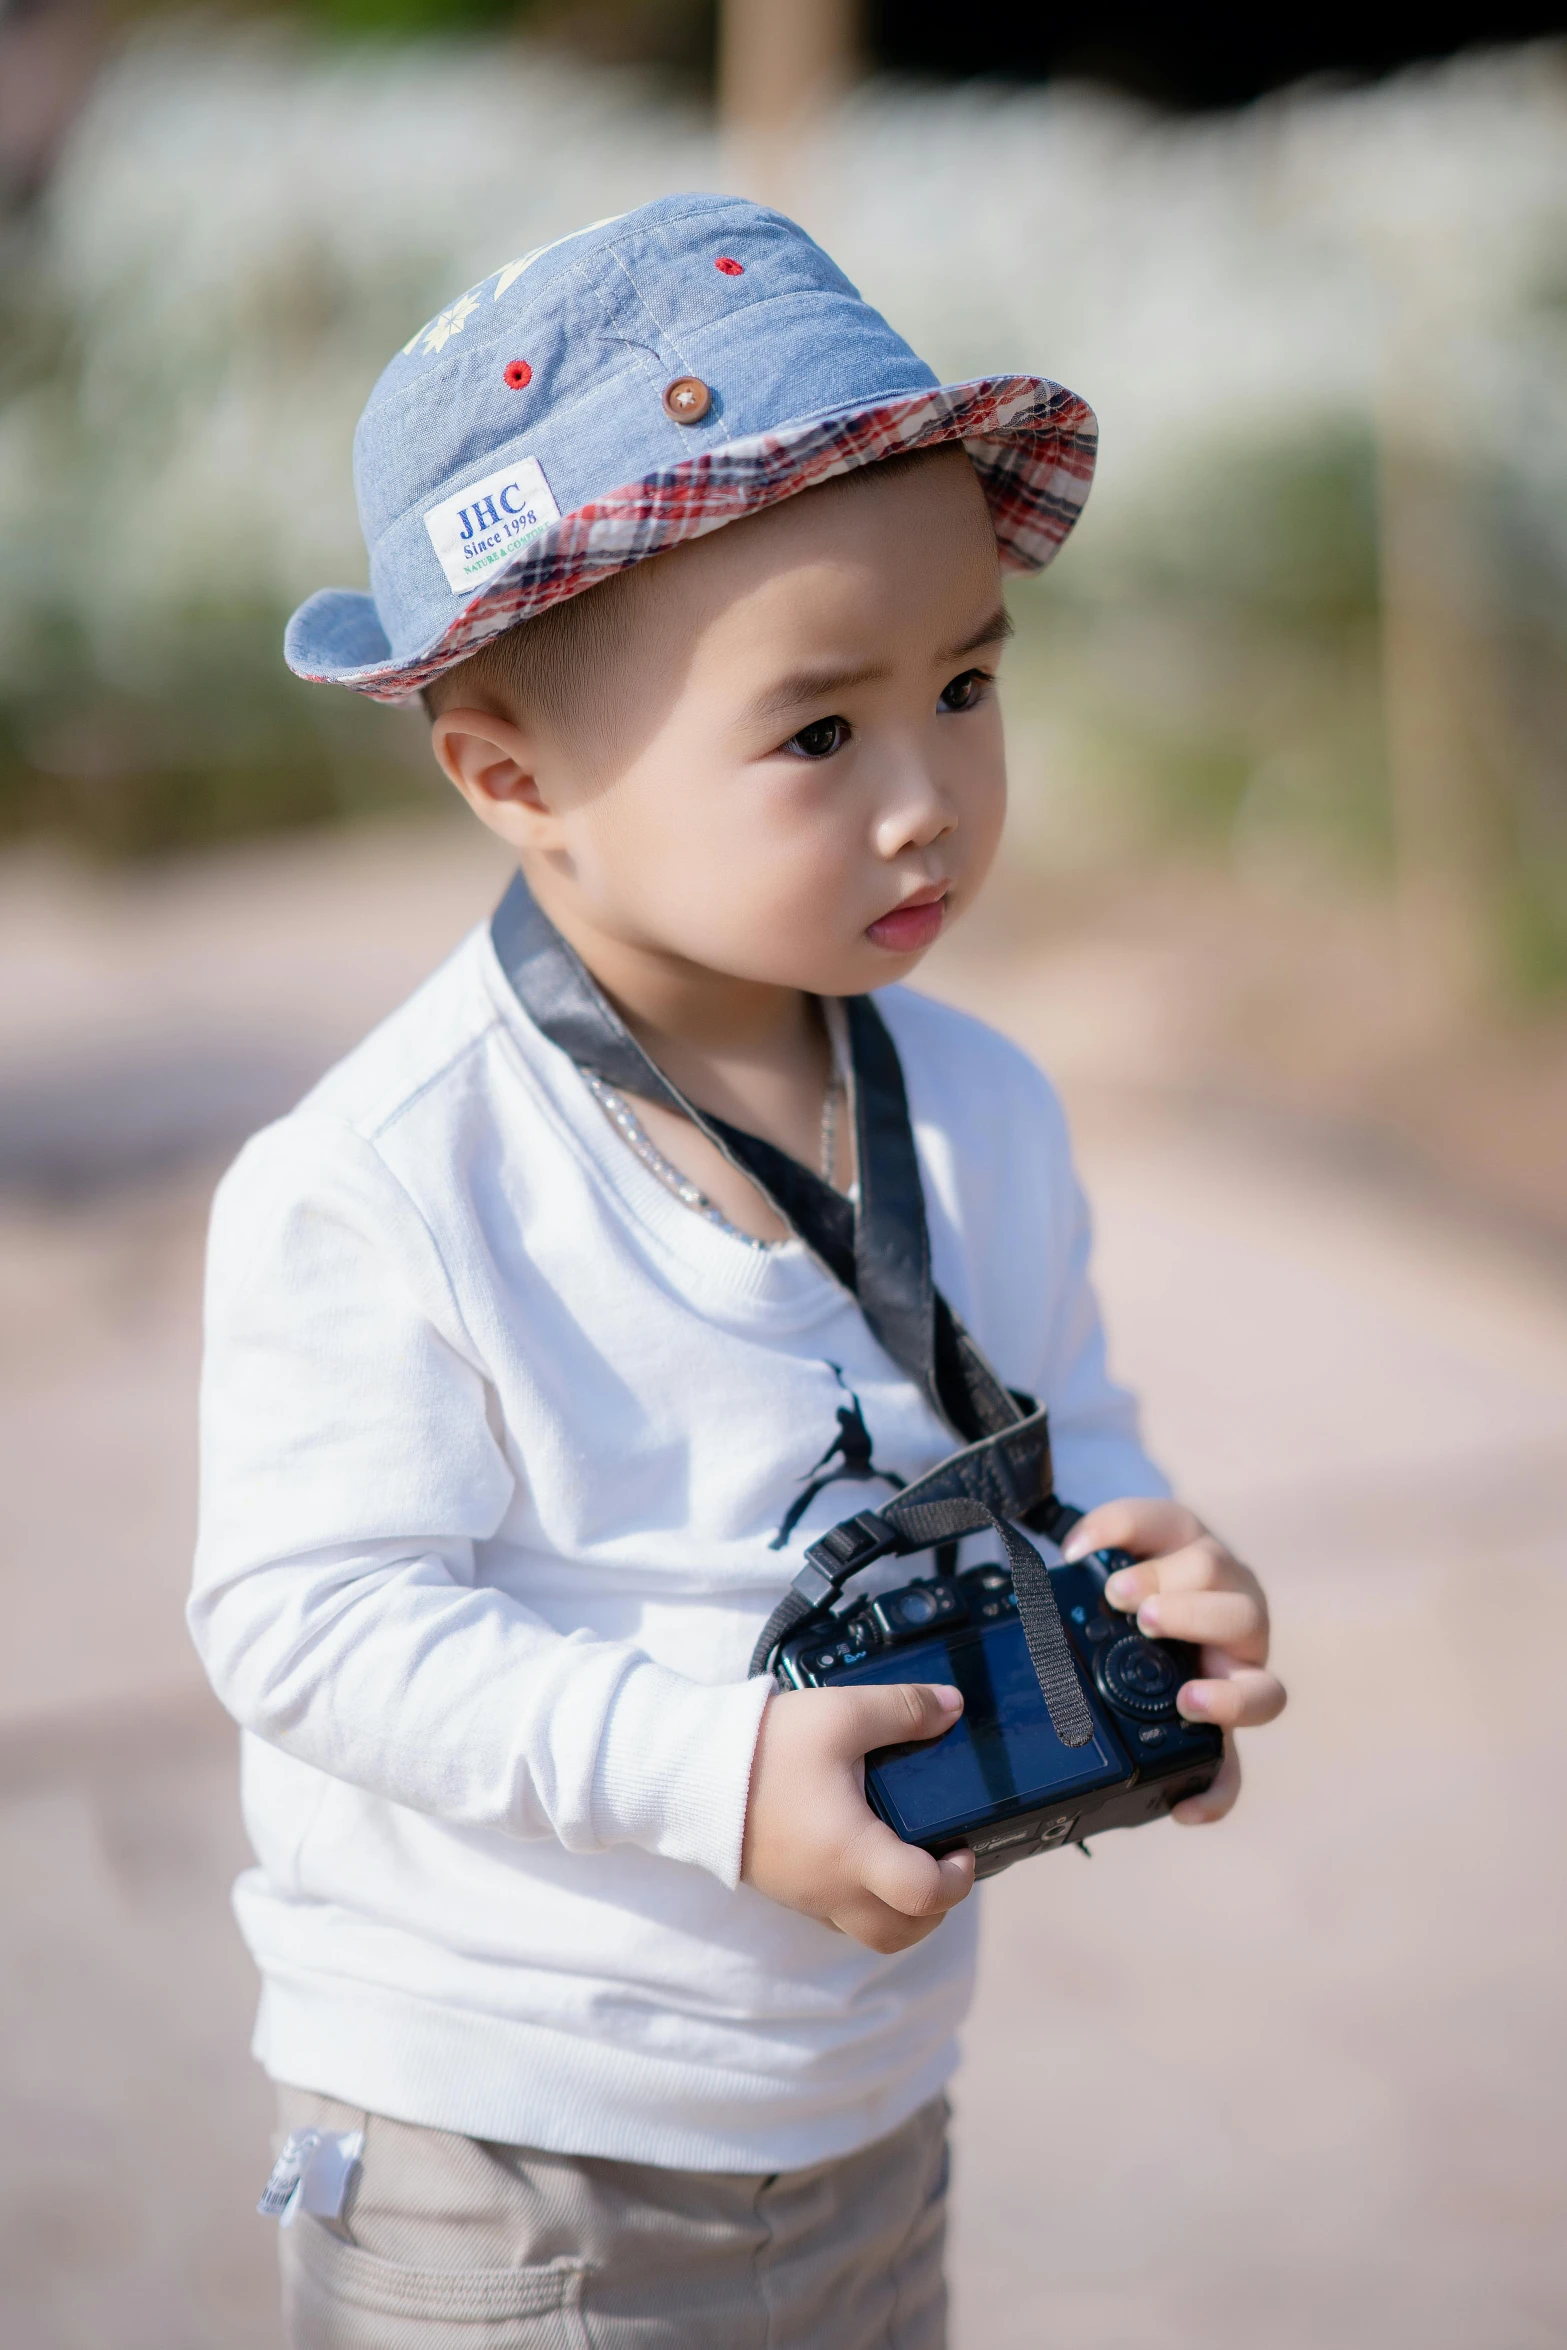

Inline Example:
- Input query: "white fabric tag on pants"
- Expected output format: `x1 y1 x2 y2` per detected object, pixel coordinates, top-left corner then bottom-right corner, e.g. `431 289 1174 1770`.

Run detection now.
424 457 560 594
258 2127 365 2227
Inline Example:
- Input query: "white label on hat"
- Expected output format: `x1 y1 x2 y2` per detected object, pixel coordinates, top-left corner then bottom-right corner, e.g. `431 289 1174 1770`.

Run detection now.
424 458 560 596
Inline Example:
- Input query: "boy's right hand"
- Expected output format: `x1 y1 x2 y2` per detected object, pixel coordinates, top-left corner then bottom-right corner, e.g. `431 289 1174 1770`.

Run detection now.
741 1684 975 1952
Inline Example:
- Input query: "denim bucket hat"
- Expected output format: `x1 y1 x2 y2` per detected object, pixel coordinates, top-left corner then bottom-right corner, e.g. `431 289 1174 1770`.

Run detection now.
285 191 1097 704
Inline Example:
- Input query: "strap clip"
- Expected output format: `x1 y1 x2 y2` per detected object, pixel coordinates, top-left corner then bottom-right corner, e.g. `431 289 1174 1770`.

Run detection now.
793 1510 899 1606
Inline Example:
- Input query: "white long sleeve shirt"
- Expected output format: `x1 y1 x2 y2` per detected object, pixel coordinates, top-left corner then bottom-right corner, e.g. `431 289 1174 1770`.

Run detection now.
189 921 1166 2170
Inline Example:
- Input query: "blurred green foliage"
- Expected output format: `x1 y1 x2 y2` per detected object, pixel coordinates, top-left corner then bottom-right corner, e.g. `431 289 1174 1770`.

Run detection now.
0 607 435 860
302 0 522 32
1002 417 1567 997
285 0 715 71
1502 876 1567 995
1003 429 1391 885
0 239 435 857
1129 430 1382 631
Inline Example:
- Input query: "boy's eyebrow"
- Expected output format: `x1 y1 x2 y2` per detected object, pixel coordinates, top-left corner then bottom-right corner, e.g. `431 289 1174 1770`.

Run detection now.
745 660 889 724
744 607 1015 727
949 605 1014 657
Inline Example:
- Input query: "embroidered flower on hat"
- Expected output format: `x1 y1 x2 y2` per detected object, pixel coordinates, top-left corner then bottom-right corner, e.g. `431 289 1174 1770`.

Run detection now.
503 359 533 390
413 290 480 356
492 215 626 303
714 255 744 276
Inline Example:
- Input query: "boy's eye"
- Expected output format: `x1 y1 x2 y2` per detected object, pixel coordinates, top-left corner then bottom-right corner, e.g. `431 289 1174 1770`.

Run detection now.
939 668 991 713
784 715 850 760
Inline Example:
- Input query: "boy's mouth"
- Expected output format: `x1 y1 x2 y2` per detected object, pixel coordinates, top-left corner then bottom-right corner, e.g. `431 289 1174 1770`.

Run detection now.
866 885 948 954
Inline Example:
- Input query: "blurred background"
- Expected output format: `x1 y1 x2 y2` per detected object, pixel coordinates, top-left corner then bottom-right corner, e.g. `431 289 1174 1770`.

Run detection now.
1 3 1565 2344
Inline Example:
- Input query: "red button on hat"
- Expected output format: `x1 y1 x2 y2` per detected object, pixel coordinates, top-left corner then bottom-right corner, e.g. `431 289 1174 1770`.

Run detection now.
503 359 532 390
714 255 744 276
663 375 712 423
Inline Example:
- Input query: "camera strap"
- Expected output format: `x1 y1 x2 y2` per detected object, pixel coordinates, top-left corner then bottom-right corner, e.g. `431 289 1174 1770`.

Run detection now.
489 872 1092 1748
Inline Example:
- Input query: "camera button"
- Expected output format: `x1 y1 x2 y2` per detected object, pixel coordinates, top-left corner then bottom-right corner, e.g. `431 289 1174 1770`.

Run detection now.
1096 1631 1182 1719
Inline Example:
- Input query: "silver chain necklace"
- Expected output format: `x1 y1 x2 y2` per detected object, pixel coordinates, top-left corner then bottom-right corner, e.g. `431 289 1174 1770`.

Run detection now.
818 1067 840 1185
583 1072 769 1249
586 1006 847 1244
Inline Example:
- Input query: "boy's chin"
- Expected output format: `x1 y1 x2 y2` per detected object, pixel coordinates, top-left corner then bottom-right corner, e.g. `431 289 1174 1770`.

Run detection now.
798 939 941 997
634 917 943 999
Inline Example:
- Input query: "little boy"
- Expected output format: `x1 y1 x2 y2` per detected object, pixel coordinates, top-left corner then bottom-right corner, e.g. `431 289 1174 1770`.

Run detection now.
190 194 1283 2348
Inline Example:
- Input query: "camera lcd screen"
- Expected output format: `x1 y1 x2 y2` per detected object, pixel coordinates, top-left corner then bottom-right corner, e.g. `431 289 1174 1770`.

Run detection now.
835 1619 1127 1841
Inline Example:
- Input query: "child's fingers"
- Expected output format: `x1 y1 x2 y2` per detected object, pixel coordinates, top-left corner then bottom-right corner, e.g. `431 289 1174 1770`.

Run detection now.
1132 1585 1268 1659
1177 1662 1286 1730
830 1887 960 1954
831 1679 963 1762
1106 1533 1264 1606
1063 1497 1202 1564
855 1820 974 1920
1172 1736 1241 1824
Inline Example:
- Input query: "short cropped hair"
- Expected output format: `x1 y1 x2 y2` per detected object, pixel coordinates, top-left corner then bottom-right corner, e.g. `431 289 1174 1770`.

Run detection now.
421 561 643 731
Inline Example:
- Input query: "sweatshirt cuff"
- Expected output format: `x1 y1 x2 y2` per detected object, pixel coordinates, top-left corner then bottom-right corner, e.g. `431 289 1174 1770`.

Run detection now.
592 1661 774 1888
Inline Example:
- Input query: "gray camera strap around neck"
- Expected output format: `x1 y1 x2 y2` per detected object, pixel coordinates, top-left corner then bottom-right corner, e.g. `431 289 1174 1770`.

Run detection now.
489 871 1093 1747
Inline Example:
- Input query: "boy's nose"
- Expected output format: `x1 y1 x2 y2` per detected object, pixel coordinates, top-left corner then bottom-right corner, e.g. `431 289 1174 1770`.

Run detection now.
873 767 955 860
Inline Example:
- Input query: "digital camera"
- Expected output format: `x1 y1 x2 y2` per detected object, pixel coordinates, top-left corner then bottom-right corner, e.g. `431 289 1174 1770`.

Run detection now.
775 1549 1222 1876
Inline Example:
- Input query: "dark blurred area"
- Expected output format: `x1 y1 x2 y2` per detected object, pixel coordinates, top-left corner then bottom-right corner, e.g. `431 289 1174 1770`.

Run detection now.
871 2 1567 108
9 1 1564 123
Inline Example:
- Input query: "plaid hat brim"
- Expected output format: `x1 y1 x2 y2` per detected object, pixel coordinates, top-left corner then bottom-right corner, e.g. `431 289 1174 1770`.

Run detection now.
285 373 1095 705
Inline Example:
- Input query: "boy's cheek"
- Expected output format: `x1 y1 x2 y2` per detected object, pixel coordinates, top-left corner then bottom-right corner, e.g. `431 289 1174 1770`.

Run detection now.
569 754 1002 994
592 820 869 984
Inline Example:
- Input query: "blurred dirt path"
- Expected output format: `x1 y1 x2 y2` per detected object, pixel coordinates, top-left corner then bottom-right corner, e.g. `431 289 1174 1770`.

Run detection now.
1 821 1563 2349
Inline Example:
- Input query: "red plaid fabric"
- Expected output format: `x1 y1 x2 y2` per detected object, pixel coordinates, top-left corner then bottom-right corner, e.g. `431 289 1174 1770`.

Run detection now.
304 375 1095 705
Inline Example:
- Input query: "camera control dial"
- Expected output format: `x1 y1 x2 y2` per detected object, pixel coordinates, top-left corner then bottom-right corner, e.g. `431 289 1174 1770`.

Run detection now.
1095 1631 1182 1719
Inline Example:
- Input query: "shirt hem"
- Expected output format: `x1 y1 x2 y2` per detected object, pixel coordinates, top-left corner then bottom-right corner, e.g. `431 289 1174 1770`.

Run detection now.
252 1967 961 2172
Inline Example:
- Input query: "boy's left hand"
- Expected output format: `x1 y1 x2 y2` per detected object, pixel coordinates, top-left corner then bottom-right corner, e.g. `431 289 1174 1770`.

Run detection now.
1062 1499 1286 1824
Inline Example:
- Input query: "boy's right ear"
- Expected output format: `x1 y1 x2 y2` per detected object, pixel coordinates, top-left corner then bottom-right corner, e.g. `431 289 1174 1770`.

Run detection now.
430 708 556 848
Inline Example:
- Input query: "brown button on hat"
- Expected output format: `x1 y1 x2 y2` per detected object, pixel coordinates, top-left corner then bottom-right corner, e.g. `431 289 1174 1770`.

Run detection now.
662 375 712 424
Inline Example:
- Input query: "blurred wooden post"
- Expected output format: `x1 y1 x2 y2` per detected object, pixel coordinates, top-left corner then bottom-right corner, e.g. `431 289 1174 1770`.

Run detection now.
1374 283 1504 1002
1377 444 1488 988
718 0 860 202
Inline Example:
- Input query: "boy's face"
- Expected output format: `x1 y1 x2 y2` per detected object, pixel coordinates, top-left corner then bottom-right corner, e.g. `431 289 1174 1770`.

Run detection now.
436 446 1010 1000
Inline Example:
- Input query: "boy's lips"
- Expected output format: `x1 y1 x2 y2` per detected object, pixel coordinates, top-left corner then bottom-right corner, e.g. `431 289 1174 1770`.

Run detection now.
866 887 948 953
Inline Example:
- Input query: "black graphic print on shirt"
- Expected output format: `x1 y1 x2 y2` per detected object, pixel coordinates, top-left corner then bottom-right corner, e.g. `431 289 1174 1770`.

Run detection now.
769 1365 907 1551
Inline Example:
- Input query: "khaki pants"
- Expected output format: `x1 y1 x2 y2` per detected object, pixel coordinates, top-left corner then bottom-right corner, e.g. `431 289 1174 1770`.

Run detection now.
275 2086 949 2350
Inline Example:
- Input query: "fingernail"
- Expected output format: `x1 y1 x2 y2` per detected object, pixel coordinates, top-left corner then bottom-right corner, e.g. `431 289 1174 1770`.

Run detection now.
1104 1570 1137 1608
1178 1684 1210 1716
934 1685 963 1713
1137 1598 1162 1632
1060 1530 1092 1562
